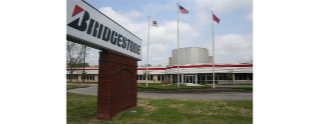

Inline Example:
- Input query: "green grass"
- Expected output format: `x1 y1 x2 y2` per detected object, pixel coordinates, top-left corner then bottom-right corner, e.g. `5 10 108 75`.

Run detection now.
137 84 211 90
231 87 253 90
67 93 252 124
67 82 98 84
67 85 90 90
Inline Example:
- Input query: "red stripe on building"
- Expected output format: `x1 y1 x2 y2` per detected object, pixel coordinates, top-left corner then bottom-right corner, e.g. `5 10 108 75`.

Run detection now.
138 68 167 70
67 69 99 71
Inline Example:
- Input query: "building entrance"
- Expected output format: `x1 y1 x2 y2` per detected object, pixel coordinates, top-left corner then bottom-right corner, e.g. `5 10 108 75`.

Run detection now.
184 74 195 84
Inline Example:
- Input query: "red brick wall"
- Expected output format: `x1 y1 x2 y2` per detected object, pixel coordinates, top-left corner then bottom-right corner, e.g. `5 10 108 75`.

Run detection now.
97 50 138 120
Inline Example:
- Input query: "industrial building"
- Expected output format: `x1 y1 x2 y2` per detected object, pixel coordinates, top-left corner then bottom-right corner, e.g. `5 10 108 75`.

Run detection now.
67 47 253 84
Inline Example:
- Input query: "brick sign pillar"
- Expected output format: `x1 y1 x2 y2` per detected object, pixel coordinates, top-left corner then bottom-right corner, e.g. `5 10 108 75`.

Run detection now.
97 50 138 120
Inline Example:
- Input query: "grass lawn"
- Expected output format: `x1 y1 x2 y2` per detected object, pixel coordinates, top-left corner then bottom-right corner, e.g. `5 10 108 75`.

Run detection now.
137 84 211 90
67 93 252 124
231 87 253 90
67 85 90 90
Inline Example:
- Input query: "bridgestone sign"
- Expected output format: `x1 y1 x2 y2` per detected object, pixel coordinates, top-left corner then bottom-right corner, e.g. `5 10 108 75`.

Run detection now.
67 0 142 60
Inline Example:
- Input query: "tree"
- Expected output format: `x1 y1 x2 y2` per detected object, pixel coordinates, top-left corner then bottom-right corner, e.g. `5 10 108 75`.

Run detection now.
141 70 151 80
144 64 152 67
226 70 234 84
66 41 90 83
141 70 151 87
73 62 90 67
81 71 87 82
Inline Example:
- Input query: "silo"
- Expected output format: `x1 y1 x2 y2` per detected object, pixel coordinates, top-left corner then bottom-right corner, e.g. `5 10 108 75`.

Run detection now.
172 47 210 65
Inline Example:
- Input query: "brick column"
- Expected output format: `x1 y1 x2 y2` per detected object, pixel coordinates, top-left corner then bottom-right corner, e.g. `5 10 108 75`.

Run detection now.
97 50 138 120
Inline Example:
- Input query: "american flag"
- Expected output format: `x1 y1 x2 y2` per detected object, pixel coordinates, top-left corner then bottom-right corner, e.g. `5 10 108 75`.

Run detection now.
213 14 220 24
179 5 189 14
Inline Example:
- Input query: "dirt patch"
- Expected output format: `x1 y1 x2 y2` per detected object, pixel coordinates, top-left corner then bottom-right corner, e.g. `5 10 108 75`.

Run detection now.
168 104 184 108
138 103 157 113
224 107 252 117
207 112 234 116
137 99 158 115
124 118 162 124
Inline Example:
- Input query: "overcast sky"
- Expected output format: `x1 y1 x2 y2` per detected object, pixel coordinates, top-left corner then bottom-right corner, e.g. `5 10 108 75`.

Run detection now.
81 0 253 66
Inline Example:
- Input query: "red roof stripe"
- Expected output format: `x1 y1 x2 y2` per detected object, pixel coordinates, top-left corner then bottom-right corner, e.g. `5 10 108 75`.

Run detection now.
138 68 167 70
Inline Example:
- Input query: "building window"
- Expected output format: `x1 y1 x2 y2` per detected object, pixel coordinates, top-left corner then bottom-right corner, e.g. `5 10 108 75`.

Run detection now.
157 75 165 81
157 75 161 81
235 73 248 80
138 75 145 80
172 74 182 83
137 75 153 80
249 73 254 80
217 73 230 80
148 75 153 81
81 75 95 80
67 74 78 79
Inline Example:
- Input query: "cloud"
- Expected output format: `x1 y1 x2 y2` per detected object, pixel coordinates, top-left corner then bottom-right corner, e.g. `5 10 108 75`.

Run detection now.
200 34 253 63
246 12 253 21
86 1 253 66
195 0 252 14
141 43 170 57
193 0 252 26
152 57 167 66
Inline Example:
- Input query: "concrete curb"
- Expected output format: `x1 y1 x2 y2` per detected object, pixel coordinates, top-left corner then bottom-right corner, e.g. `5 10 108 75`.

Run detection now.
67 86 91 90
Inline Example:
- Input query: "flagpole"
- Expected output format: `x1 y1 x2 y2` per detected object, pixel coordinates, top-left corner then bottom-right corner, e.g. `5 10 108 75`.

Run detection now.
177 3 180 87
146 16 150 87
211 10 215 88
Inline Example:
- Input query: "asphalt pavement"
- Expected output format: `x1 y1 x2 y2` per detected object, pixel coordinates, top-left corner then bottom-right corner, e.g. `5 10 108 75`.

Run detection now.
67 84 253 100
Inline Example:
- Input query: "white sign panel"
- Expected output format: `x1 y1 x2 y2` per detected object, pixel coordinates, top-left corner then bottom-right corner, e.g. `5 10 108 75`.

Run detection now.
67 0 142 60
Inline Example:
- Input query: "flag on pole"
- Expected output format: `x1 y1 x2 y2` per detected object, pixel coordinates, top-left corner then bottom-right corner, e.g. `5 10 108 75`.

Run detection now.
179 5 189 14
213 14 220 23
149 19 159 27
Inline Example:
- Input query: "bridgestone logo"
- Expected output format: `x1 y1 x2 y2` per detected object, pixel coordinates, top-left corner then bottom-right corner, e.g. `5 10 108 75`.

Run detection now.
68 5 141 55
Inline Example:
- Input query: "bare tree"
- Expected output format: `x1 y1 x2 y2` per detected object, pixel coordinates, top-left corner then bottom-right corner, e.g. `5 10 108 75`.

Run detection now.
66 41 90 83
226 70 234 84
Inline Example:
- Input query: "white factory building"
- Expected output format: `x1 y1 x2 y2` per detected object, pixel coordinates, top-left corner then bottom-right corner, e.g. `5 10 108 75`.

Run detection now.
67 47 253 85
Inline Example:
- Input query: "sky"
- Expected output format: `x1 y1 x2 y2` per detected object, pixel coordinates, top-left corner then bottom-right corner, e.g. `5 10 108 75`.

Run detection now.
81 0 253 67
